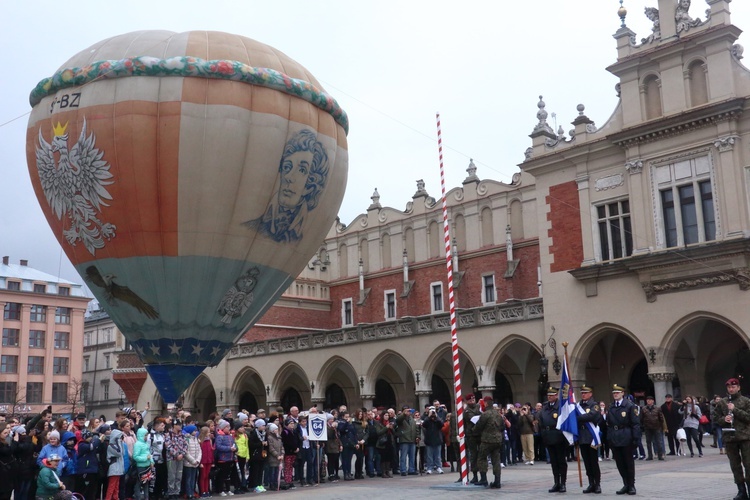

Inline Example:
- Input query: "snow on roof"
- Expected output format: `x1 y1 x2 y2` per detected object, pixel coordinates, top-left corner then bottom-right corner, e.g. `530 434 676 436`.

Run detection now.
0 261 86 297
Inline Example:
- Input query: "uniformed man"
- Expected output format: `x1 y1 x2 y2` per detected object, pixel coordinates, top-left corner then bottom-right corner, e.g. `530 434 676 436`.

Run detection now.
578 385 602 494
712 377 750 500
473 401 507 488
607 384 640 495
462 393 481 483
539 386 568 493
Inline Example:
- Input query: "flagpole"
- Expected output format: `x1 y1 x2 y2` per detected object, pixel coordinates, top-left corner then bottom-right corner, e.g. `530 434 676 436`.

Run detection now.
563 341 583 488
436 113 468 485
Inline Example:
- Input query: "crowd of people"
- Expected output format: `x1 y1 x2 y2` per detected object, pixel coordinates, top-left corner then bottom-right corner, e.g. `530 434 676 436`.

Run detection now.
0 385 741 500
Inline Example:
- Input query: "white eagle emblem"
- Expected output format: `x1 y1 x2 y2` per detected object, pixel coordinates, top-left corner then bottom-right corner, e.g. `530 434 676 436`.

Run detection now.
218 267 259 324
35 118 116 255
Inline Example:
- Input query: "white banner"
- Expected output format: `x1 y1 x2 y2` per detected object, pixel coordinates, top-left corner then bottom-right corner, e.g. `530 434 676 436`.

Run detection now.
308 414 327 441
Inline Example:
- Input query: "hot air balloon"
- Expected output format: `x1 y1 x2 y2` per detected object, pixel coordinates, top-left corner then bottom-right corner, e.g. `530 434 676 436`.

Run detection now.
25 31 349 402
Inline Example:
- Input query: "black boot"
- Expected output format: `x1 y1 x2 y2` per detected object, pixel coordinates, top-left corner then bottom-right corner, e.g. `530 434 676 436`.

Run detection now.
549 478 561 493
616 485 629 495
583 483 595 494
559 481 567 493
735 482 749 500
489 476 501 489
475 472 488 486
593 481 602 494
470 471 478 484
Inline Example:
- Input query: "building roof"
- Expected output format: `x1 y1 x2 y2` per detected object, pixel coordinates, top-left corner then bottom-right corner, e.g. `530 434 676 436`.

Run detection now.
0 261 87 297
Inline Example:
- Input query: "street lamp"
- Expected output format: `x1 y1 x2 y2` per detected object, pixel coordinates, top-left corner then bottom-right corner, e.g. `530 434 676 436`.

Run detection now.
117 388 126 410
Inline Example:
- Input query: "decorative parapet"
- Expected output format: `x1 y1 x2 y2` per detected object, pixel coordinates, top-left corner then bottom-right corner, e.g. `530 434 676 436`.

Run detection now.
228 298 543 359
642 267 750 302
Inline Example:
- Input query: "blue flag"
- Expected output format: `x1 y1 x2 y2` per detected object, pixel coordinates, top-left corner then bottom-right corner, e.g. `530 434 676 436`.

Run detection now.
576 402 602 448
556 355 578 445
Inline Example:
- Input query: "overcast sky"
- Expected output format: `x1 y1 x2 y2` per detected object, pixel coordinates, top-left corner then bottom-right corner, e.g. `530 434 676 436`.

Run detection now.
2 0 749 289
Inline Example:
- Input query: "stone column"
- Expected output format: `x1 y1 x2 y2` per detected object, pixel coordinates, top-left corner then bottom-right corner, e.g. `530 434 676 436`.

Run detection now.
648 372 675 403
360 395 375 411
478 386 496 403
415 391 431 412
311 398 325 412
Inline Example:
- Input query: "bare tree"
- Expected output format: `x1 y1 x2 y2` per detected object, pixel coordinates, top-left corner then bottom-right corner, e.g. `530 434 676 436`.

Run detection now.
0 384 27 419
67 378 86 417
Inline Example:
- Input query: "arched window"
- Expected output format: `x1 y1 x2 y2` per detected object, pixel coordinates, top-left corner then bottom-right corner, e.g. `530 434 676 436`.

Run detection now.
643 75 663 120
404 227 415 263
428 220 441 258
338 244 348 277
509 199 524 239
481 207 494 247
359 238 369 273
453 214 466 252
688 60 708 107
381 233 392 269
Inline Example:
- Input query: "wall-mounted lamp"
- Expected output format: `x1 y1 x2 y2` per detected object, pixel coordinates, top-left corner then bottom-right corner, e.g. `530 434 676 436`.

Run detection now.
415 372 420 385
648 348 656 364
541 328 561 376
266 385 270 396
477 366 484 380
359 376 365 389
310 381 315 392
219 391 223 402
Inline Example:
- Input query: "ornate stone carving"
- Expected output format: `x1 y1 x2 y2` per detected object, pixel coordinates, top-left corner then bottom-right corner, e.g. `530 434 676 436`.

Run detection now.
675 0 705 34
533 96 555 135
595 174 625 191
732 44 745 61
714 135 738 152
642 267 749 302
647 372 675 382
524 147 533 160
625 160 644 174
641 7 661 45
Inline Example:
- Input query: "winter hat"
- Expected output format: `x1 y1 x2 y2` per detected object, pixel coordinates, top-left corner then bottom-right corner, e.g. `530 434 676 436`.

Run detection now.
97 424 111 434
237 412 248 423
12 426 26 435
48 430 60 440
184 425 197 435
254 419 266 428
221 409 232 418
217 419 231 431
268 423 278 432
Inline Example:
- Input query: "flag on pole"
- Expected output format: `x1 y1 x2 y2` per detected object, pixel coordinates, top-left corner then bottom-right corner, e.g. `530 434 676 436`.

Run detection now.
576 402 602 448
556 354 578 445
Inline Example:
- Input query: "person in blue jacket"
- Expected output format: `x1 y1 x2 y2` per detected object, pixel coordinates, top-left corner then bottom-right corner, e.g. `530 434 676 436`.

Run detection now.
76 430 101 499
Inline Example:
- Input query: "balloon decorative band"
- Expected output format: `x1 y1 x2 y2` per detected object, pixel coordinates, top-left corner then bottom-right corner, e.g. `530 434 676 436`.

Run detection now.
132 337 234 367
29 56 349 134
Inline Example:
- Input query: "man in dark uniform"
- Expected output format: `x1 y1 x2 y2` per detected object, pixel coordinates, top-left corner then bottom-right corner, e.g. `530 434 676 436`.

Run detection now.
607 384 640 495
462 393 481 483
473 401 507 488
713 378 750 500
539 386 568 492
578 385 602 494
660 394 682 456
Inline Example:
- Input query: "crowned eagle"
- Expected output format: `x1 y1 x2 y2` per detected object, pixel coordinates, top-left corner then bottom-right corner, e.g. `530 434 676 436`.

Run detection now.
36 118 116 255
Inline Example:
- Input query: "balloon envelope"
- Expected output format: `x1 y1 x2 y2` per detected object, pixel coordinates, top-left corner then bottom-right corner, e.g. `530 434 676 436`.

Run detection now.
26 31 348 402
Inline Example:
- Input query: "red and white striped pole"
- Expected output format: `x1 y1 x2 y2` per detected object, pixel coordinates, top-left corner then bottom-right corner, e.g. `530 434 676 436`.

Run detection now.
436 113 468 485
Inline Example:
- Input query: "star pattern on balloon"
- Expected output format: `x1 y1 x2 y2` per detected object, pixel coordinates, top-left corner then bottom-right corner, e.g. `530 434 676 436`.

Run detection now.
169 343 181 356
211 346 222 357
150 343 161 356
191 343 204 356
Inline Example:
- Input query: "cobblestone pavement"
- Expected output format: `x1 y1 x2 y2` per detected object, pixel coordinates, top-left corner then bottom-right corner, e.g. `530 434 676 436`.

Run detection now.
238 445 737 499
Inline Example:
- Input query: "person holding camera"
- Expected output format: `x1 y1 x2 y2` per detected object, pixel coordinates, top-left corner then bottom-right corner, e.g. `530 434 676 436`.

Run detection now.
422 406 444 475
679 396 703 458
395 406 418 476
518 404 535 466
